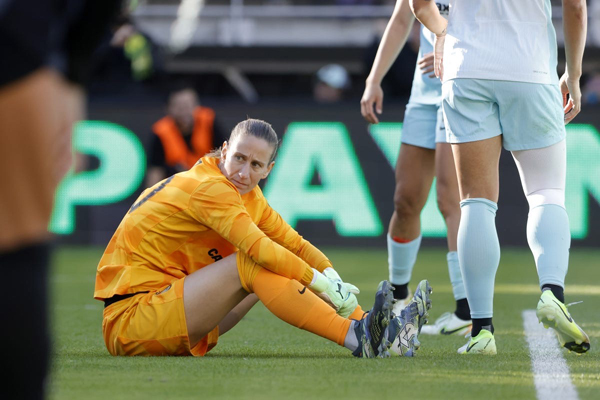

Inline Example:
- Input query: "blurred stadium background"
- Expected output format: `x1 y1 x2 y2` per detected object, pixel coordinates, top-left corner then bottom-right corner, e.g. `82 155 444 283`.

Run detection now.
44 2 600 399
51 0 600 248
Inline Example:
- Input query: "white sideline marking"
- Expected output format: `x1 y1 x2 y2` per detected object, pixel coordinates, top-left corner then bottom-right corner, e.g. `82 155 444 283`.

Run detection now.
522 310 579 400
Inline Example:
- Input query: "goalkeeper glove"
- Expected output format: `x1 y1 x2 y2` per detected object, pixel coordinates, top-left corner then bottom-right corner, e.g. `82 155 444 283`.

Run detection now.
308 267 360 318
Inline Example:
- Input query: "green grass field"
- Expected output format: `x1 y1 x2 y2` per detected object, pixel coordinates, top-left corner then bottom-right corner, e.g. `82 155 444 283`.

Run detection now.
49 246 599 400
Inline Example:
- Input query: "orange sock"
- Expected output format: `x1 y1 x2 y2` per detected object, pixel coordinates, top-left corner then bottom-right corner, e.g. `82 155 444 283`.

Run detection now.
252 267 352 346
348 305 367 320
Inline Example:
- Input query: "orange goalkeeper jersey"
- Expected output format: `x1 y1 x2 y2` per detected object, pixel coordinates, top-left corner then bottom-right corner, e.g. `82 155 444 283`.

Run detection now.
94 156 332 300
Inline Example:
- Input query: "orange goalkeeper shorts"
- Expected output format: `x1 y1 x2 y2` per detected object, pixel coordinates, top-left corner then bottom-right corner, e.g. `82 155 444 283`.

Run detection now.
102 277 219 356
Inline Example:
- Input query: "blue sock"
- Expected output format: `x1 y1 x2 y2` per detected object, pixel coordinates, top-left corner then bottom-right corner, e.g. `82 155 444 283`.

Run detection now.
457 198 500 319
447 251 467 301
527 204 570 289
387 234 422 286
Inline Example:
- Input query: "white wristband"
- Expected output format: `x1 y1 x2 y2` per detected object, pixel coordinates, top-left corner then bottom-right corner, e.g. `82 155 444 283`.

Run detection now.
308 268 329 293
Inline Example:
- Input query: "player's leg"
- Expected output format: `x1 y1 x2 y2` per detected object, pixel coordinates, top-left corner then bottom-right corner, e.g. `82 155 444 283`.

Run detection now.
388 144 435 305
388 104 437 308
101 254 247 357
388 144 434 310
443 79 503 354
452 138 501 355
498 80 589 353
183 254 252 344
451 137 502 338
218 294 259 336
435 143 461 254
389 144 435 243
511 141 569 301
185 252 394 357
103 252 373 357
104 253 353 356
499 81 571 304
1 245 50 400
237 252 394 357
0 69 76 399
513 143 590 353
104 249 399 358
435 142 466 312
420 140 472 335
185 249 364 343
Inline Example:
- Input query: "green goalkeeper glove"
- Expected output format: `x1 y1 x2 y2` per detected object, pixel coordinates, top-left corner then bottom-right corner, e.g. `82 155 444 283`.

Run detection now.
309 267 360 318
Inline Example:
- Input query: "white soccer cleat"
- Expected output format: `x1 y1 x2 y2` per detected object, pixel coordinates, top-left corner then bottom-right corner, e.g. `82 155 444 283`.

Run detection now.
420 312 472 336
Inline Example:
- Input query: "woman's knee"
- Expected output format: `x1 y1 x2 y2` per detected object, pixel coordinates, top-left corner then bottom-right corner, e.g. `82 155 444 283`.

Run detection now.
436 180 460 220
393 187 427 219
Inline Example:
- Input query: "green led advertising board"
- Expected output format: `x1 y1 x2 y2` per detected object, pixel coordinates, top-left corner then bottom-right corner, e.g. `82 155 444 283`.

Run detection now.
49 121 146 234
263 122 383 236
49 121 600 241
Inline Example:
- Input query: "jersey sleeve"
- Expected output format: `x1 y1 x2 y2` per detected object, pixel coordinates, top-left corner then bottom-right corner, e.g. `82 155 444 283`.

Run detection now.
258 202 332 272
189 180 314 286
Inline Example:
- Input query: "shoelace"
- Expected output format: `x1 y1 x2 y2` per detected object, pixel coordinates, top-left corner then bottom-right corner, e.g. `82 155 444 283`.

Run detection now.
566 300 583 308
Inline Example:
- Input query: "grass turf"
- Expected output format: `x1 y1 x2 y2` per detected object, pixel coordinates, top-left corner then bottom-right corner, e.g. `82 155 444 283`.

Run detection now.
49 246 599 400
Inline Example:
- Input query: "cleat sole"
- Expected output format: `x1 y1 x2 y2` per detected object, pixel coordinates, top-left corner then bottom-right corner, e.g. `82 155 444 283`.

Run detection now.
537 299 590 354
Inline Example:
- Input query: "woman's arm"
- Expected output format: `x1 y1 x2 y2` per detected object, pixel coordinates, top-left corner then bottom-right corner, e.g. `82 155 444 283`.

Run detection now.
409 0 447 79
361 0 415 124
367 0 415 87
190 181 358 315
409 0 447 36
258 203 332 272
190 180 315 286
561 0 587 124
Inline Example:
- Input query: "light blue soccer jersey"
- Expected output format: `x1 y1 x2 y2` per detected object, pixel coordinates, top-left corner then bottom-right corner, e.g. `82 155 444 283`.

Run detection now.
444 0 559 85
407 0 449 106
441 0 565 150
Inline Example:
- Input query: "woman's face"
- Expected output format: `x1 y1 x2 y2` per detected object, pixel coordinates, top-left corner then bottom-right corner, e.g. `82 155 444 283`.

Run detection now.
220 135 275 195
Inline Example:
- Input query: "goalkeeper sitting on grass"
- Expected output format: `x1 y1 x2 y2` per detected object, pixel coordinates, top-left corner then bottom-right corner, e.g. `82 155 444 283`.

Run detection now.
94 118 431 358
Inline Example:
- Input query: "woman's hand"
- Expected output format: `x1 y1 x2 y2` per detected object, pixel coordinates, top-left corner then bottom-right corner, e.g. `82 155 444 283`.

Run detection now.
418 51 436 78
560 71 582 125
361 81 384 124
433 31 445 80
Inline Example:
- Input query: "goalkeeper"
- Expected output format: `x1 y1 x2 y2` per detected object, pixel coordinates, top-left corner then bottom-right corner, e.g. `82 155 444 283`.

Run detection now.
95 118 430 358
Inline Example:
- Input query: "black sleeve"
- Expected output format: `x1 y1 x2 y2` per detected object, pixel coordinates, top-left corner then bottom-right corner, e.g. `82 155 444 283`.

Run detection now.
62 0 123 85
0 0 54 86
0 0 123 88
148 133 166 169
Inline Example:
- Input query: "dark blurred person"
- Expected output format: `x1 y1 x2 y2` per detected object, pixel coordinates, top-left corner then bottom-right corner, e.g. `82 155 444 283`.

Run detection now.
110 17 155 82
0 1 122 399
88 10 163 98
147 86 225 186
583 72 600 105
312 64 351 103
